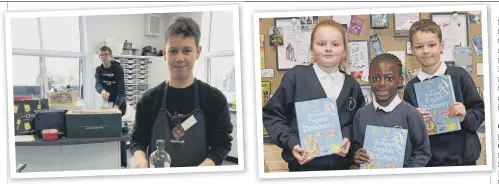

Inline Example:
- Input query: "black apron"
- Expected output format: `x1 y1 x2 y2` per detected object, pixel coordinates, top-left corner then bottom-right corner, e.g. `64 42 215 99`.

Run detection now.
148 81 208 167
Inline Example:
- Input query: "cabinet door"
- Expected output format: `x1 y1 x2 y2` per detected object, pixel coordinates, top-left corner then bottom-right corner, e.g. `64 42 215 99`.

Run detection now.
16 145 64 172
62 142 120 171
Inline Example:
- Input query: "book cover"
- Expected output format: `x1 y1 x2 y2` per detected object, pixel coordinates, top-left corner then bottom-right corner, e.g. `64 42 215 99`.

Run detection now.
414 75 461 135
295 98 343 158
360 125 407 169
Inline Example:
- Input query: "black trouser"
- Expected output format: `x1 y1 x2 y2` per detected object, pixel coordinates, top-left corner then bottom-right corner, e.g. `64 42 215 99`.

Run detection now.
119 102 127 168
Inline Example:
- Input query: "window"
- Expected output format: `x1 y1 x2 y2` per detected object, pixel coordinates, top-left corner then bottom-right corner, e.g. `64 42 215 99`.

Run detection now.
208 56 236 101
203 11 237 103
11 16 85 102
40 16 81 52
12 55 42 98
11 18 40 50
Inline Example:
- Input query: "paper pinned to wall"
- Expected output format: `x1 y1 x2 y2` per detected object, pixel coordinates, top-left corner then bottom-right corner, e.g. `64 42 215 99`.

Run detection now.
261 68 275 78
477 63 483 76
346 41 370 82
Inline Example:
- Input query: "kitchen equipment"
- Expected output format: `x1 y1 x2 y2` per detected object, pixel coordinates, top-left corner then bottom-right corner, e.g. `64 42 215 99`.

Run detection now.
132 49 141 56
123 40 132 50
42 129 59 141
122 50 133 55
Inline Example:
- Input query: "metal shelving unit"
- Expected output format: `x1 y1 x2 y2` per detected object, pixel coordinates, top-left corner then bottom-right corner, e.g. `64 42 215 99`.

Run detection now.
112 55 152 110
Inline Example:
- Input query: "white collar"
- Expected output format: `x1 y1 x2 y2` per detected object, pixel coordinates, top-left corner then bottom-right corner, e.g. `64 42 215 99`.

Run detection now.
313 63 342 82
417 62 447 81
373 95 402 112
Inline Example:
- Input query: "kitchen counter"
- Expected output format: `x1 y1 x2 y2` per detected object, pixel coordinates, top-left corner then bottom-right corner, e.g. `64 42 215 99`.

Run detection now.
16 134 131 146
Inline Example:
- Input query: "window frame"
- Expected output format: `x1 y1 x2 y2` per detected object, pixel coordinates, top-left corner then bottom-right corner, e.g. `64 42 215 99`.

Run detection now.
11 16 87 102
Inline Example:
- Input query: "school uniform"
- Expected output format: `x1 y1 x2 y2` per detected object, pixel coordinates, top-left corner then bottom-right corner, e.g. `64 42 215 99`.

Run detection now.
403 62 485 166
351 95 431 167
262 64 365 171
130 79 233 167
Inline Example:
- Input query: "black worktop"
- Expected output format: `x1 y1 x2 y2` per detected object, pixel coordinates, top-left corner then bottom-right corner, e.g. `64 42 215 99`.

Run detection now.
15 133 131 146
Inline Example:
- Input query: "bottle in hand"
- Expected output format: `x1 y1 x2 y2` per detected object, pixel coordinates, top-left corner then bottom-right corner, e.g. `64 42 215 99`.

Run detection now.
149 139 171 168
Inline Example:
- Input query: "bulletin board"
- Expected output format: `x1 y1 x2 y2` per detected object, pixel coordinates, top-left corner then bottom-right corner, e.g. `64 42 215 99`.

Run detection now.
259 11 484 98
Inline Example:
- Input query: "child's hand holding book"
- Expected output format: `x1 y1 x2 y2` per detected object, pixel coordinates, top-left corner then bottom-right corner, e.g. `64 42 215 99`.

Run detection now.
292 144 313 165
416 108 433 122
354 148 371 165
335 138 351 157
448 102 466 122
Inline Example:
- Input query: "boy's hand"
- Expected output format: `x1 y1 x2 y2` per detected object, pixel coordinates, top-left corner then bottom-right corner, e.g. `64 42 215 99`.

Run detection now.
448 102 466 122
292 145 312 165
354 148 370 165
416 108 432 122
336 138 350 157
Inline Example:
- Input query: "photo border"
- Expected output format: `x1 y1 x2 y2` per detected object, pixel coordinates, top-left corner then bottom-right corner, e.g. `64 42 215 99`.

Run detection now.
6 4 244 179
253 4 491 179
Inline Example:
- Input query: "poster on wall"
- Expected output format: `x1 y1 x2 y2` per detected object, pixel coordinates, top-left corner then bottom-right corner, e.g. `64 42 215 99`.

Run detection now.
347 15 365 36
370 34 383 56
260 34 265 68
394 13 420 37
472 35 483 56
371 14 389 29
361 86 374 105
431 13 469 62
468 11 481 24
346 40 370 84
300 16 319 29
268 26 284 46
406 41 413 55
275 18 311 70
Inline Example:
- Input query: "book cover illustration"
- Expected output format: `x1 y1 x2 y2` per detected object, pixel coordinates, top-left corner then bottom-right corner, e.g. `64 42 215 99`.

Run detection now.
295 98 343 158
360 125 407 169
347 15 365 36
414 75 461 135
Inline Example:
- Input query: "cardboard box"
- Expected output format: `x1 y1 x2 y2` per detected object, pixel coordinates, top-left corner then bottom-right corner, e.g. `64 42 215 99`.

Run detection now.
65 109 122 138
47 92 77 106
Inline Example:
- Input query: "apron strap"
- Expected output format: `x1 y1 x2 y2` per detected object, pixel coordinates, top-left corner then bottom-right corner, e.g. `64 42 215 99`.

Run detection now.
161 81 169 110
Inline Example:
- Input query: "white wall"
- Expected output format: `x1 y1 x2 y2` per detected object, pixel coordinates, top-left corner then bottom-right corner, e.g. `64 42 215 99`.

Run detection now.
86 13 166 55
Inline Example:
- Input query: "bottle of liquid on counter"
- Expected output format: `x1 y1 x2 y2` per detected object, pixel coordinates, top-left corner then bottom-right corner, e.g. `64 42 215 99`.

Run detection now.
149 139 171 168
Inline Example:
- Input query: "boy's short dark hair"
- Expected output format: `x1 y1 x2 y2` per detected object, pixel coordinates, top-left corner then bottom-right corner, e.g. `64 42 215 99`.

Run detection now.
408 19 442 45
100 46 112 55
370 53 403 76
165 17 201 46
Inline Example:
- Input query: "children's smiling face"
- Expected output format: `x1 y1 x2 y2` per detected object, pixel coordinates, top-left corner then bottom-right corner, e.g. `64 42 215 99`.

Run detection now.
311 26 347 68
164 35 201 81
411 31 444 68
369 61 402 106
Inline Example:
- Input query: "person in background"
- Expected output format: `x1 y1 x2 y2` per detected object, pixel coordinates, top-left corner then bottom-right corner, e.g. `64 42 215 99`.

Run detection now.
129 17 233 168
95 46 127 168
403 19 485 167
352 53 431 168
262 20 365 171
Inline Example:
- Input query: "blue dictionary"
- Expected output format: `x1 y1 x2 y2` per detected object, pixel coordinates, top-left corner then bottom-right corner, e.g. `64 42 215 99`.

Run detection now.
414 75 461 135
295 98 343 158
360 125 408 169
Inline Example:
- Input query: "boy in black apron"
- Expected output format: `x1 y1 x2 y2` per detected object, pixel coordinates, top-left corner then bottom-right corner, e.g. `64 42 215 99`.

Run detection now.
94 46 127 168
129 17 233 168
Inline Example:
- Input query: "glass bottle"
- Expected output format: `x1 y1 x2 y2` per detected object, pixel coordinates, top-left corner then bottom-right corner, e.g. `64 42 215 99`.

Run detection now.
149 139 171 168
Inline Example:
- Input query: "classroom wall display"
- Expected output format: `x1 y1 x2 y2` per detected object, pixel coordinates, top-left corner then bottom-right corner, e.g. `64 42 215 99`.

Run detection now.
430 13 469 62
394 13 420 37
370 14 389 29
406 41 412 55
386 51 407 87
370 34 383 56
269 26 284 46
348 15 365 36
275 18 311 70
260 34 265 68
453 46 473 72
346 40 370 84
471 35 483 55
